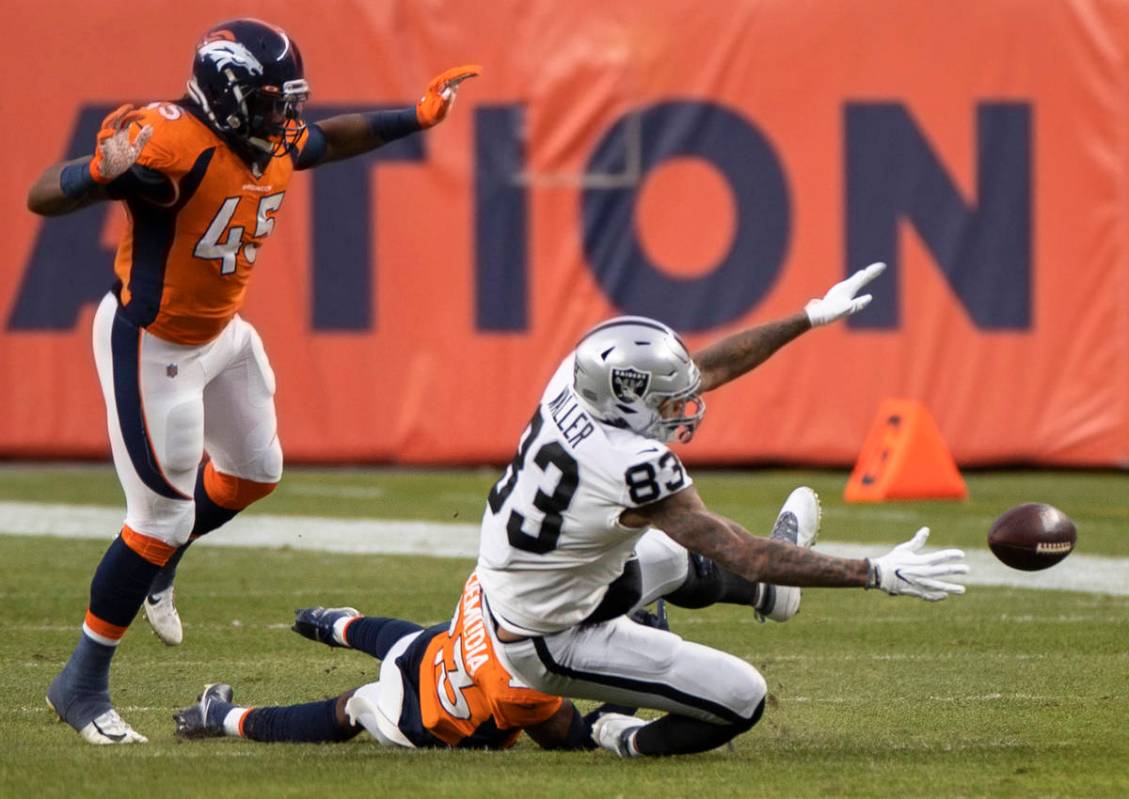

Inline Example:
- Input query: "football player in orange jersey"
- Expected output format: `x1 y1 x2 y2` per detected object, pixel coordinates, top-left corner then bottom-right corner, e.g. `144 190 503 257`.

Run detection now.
26 17 479 744
172 575 665 750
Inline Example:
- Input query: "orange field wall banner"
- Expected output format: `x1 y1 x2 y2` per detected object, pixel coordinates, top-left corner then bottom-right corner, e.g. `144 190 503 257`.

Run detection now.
4 1 1129 466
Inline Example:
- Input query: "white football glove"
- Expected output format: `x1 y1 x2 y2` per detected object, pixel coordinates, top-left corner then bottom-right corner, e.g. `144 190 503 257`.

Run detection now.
804 261 886 327
866 527 968 601
90 104 153 184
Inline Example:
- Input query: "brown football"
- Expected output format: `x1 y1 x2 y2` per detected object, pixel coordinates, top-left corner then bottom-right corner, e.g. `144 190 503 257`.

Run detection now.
988 503 1077 571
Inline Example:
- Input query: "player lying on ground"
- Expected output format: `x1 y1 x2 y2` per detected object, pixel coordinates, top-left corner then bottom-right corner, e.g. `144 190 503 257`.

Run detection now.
174 577 665 749
471 264 971 757
28 17 479 744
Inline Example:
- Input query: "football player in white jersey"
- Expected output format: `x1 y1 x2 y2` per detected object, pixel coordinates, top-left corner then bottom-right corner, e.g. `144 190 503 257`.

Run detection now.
475 262 970 757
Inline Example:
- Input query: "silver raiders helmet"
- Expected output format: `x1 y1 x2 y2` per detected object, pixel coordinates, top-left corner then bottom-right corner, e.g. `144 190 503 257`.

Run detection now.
572 316 705 442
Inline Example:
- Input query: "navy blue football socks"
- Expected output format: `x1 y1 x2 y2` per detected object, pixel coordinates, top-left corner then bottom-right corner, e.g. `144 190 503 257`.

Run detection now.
50 535 163 727
47 635 116 727
91 535 163 626
344 617 425 660
242 698 359 743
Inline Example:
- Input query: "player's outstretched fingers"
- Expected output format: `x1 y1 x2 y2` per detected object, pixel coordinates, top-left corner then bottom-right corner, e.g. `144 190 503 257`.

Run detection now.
905 527 931 551
418 64 483 122
914 576 967 594
101 103 139 132
430 63 482 93
853 261 887 288
924 547 967 565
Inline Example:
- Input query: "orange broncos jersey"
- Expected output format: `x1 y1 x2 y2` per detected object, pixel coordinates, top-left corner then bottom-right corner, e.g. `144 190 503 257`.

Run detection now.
417 572 563 748
113 102 305 345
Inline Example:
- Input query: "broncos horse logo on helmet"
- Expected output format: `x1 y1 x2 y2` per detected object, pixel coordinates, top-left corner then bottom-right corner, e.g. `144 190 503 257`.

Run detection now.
187 18 309 157
197 41 265 76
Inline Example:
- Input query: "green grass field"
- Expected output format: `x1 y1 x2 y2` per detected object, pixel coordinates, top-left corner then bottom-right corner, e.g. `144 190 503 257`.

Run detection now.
1 466 1127 798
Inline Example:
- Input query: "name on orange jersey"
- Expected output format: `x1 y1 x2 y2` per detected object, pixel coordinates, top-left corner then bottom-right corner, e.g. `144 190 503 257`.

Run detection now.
460 575 491 676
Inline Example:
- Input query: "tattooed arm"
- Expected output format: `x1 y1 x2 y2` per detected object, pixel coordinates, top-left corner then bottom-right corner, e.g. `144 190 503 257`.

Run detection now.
691 262 887 393
622 486 869 588
693 313 811 393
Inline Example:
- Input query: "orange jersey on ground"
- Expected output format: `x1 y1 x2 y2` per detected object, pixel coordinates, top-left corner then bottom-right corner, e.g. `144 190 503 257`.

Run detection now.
417 573 563 748
113 102 303 345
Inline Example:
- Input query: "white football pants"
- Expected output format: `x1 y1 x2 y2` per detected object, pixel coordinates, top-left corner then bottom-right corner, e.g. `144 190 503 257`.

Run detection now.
484 532 766 727
92 292 283 546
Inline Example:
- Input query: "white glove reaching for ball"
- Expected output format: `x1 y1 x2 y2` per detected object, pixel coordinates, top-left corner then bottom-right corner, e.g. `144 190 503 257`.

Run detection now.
867 527 969 601
805 262 886 327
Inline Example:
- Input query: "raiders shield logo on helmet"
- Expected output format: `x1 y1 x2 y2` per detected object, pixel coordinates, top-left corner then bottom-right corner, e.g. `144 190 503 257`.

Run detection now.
610 367 651 403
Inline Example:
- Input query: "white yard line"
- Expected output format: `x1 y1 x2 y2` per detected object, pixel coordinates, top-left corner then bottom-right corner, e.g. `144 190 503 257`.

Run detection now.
0 501 481 558
0 501 1126 596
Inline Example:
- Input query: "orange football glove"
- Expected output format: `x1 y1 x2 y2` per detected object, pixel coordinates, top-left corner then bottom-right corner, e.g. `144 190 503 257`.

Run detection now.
89 104 154 184
416 64 482 129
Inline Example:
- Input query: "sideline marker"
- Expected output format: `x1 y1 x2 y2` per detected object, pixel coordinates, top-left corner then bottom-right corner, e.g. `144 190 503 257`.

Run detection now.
845 398 967 502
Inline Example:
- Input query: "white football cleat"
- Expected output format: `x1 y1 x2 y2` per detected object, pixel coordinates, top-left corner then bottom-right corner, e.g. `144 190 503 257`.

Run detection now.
77 708 148 745
756 487 821 623
144 586 183 646
591 713 647 757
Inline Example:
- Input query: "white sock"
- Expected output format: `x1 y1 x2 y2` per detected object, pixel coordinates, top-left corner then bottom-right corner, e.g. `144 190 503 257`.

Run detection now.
223 707 249 737
332 616 355 646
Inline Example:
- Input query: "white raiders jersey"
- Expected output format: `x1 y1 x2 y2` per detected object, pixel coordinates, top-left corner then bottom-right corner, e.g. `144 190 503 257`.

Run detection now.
475 356 692 635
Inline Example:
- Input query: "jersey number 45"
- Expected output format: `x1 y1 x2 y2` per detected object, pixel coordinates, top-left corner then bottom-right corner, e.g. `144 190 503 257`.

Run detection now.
194 193 285 275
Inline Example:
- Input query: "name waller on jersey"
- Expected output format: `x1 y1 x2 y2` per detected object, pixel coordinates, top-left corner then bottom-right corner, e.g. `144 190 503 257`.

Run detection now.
547 387 595 448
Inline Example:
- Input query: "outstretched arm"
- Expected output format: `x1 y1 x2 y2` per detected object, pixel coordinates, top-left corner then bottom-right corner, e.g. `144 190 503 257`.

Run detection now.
628 487 870 587
623 486 967 600
27 104 157 217
693 262 886 393
27 158 111 216
694 312 811 393
299 65 480 168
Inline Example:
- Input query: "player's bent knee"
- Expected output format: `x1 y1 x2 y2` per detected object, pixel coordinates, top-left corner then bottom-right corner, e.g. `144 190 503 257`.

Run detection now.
222 435 283 486
203 461 278 510
726 663 768 721
258 436 283 484
734 696 767 733
125 497 196 546
118 525 180 567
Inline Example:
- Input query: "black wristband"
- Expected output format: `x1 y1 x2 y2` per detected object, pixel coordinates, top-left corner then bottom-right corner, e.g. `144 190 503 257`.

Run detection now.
363 107 422 144
60 158 97 199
